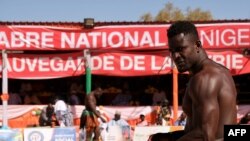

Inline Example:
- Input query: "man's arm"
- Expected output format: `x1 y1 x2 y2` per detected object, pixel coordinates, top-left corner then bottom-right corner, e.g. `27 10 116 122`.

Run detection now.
178 73 220 141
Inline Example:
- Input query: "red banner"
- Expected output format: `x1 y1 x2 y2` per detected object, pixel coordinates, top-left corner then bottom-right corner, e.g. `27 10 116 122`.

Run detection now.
0 22 249 50
0 51 249 79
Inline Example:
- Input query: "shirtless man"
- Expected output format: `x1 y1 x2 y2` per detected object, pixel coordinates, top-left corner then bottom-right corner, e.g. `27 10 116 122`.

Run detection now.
80 87 105 141
150 21 237 141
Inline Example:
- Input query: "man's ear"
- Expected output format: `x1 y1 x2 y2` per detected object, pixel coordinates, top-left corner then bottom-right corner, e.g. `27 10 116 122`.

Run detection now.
196 40 202 48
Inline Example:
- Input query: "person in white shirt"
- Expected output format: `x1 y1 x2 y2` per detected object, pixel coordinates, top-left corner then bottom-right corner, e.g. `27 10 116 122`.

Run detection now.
107 111 129 127
107 111 130 139
54 97 73 127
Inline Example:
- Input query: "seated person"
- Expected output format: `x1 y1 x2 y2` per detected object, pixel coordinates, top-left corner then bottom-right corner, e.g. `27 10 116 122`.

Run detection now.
136 114 149 126
54 97 73 127
39 103 56 127
107 111 130 139
156 99 173 126
174 112 187 126
107 111 129 127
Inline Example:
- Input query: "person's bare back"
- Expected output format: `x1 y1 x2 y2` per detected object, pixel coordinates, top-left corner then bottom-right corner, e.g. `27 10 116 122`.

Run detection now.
85 92 97 111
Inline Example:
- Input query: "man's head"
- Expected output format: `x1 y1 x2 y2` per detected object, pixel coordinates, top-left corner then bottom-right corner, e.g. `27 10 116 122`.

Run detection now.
140 114 145 121
161 99 169 107
114 111 121 121
46 103 54 116
167 21 204 73
48 103 53 108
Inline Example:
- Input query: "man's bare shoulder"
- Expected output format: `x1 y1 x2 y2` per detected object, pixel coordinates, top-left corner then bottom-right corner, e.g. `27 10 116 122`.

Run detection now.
191 60 232 95
198 60 231 80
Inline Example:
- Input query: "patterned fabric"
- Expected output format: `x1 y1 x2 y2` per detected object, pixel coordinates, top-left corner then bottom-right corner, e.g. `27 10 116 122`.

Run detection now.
160 106 171 121
54 100 73 127
156 106 172 125
80 109 100 131
174 119 186 126
55 110 73 127
39 106 55 126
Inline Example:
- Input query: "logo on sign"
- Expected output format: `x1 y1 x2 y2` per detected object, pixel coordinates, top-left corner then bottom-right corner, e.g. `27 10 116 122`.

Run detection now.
28 131 44 141
228 129 246 136
224 125 250 141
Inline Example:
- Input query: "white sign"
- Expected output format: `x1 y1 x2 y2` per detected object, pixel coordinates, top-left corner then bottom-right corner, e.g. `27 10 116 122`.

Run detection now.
24 127 76 141
133 126 184 141
106 126 130 141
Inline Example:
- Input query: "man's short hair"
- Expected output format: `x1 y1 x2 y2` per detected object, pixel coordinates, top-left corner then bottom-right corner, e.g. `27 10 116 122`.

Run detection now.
140 114 145 118
167 21 199 40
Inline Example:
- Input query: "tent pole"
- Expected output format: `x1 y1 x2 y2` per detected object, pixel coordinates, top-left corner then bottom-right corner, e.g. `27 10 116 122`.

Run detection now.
172 62 179 122
1 50 9 129
84 50 92 94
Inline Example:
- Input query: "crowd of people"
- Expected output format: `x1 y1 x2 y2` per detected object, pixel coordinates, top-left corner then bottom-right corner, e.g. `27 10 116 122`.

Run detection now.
34 85 187 141
3 67 249 141
38 96 73 128
5 72 249 106
36 90 248 141
78 86 184 141
6 78 180 108
6 81 165 105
